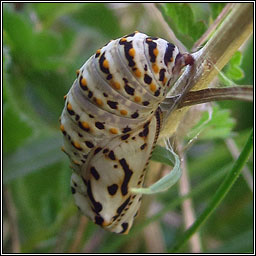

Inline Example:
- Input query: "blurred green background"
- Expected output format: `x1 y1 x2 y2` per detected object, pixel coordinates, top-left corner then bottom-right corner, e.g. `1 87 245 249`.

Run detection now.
3 3 253 253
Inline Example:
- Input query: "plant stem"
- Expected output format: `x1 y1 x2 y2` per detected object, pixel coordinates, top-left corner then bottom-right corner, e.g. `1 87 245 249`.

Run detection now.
160 3 253 139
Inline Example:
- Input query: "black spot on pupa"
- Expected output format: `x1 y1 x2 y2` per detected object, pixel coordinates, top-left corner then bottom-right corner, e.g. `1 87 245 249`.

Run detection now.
94 147 102 155
144 64 148 71
145 38 158 63
88 91 93 98
144 74 152 85
95 121 105 130
142 101 150 106
119 159 133 196
131 112 139 118
124 84 135 96
159 68 166 82
91 166 100 180
107 100 118 109
120 222 129 234
107 184 118 195
95 215 104 226
103 148 109 154
139 126 149 137
164 43 175 66
122 126 131 133
85 141 94 148
123 77 128 83
114 164 118 168
103 92 108 97
78 132 83 137
117 196 131 215
71 187 76 194
154 89 160 97
89 114 94 118
106 74 113 80
75 114 80 121
108 150 116 160
119 40 136 67
87 181 102 213
143 121 150 128
121 134 130 140
140 143 147 150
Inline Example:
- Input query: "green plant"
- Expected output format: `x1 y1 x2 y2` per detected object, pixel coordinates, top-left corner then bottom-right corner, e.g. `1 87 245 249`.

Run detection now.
3 3 253 253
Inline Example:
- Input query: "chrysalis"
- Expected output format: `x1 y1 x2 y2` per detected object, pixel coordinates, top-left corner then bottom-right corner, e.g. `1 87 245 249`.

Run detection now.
60 32 194 234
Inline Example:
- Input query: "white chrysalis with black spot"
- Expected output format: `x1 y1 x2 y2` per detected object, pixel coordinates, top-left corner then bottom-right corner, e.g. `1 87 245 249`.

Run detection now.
60 31 194 234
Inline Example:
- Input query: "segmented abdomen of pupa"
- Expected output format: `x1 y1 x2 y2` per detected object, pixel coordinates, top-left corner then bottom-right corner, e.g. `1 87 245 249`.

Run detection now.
60 31 192 234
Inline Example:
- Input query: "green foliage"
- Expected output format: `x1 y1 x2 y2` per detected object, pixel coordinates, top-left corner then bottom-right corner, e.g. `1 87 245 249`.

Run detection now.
186 104 236 141
162 3 207 49
209 3 226 20
219 51 244 86
3 3 253 254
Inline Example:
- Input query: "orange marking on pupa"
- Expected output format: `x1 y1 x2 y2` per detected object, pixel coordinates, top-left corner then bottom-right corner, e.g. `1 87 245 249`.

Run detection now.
120 109 128 116
134 69 142 78
150 83 157 92
109 128 118 134
67 103 72 111
103 59 109 69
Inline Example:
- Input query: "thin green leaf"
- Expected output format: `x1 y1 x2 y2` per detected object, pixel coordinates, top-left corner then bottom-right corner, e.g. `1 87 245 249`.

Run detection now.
131 143 181 194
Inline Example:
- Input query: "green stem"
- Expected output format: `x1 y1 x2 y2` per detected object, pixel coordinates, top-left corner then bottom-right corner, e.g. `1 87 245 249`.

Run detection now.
170 129 253 253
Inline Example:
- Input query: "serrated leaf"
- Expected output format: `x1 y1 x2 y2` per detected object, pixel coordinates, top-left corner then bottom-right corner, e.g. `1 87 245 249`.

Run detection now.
186 105 236 140
219 51 244 85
